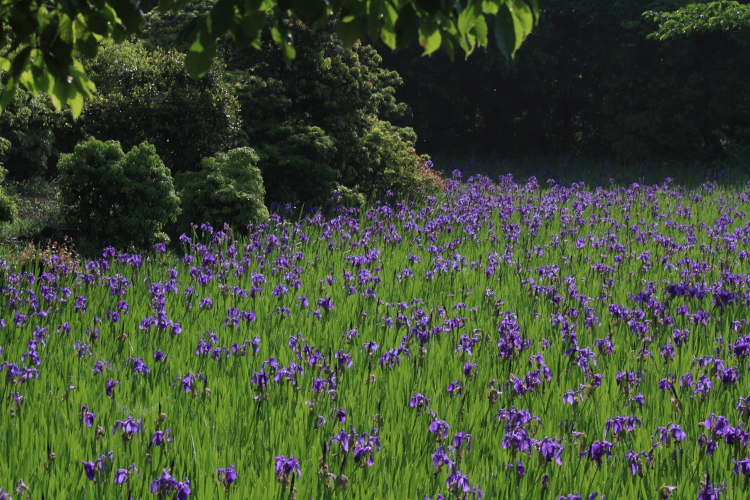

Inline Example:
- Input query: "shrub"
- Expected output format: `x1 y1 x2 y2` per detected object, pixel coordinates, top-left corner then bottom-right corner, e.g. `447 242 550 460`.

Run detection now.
58 138 180 250
252 125 338 206
0 88 56 179
0 164 16 223
176 147 269 234
144 6 427 205
80 41 242 174
354 120 443 199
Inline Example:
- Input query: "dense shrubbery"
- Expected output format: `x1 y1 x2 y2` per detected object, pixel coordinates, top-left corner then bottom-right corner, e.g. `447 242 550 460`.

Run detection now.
0 165 16 223
58 138 180 250
176 147 269 234
79 41 242 173
0 88 56 179
143 6 441 205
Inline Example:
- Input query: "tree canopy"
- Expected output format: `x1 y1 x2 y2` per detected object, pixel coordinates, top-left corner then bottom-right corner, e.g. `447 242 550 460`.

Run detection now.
0 0 538 117
645 0 750 40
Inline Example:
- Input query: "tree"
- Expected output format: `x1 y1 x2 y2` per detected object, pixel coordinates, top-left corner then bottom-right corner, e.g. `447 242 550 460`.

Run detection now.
646 1 750 40
0 0 538 117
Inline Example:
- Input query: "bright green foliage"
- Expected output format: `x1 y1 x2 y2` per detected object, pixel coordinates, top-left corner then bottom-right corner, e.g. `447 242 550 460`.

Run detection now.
356 120 431 198
58 137 180 250
646 1 750 40
0 165 15 223
176 147 269 233
0 88 56 179
79 41 241 174
0 0 538 116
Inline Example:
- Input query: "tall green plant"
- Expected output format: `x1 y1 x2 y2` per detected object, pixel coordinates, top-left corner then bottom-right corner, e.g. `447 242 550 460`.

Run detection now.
58 137 180 250
176 147 269 233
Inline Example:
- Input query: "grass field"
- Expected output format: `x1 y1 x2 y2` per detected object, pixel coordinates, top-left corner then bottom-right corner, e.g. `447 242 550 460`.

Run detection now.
1 168 750 499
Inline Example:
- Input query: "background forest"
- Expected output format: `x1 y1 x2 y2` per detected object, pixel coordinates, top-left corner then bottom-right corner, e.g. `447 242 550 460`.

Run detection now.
0 0 749 253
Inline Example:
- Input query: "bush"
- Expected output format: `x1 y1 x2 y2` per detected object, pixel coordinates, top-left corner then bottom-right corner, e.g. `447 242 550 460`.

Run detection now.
58 138 180 250
143 6 428 205
0 165 17 223
80 41 242 174
252 125 338 205
0 88 56 179
176 147 269 234
354 120 444 199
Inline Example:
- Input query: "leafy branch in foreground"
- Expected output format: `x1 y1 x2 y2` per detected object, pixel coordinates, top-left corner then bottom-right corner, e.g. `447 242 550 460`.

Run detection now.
645 0 750 41
0 0 538 117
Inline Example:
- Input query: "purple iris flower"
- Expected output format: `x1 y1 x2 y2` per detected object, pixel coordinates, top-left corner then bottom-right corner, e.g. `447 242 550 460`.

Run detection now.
429 419 452 440
82 461 97 481
92 360 109 375
538 437 564 465
580 440 614 466
330 429 351 452
151 428 172 446
5 391 23 406
274 455 302 483
126 357 150 375
361 341 379 354
453 432 472 451
334 408 347 423
317 296 334 312
182 372 206 394
105 379 120 397
217 464 237 489
445 466 472 494
150 470 191 499
734 457 750 476
113 463 139 484
697 482 724 500
80 405 97 427
446 380 464 396
112 416 142 436
409 393 430 409
463 362 479 377
334 349 353 369
624 450 649 476
626 393 646 407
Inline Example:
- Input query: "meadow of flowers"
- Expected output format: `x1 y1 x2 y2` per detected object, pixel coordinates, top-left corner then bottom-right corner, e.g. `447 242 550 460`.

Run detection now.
2 172 750 499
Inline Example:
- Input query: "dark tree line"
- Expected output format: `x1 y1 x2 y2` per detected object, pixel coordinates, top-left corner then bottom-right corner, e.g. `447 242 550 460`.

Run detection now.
379 0 750 164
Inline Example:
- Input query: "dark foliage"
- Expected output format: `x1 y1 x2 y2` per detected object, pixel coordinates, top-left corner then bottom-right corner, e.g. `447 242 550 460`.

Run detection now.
380 0 750 164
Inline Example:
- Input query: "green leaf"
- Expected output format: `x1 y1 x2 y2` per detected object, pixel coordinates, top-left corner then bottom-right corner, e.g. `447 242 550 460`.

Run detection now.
291 0 327 24
67 87 85 118
473 12 488 45
529 0 539 22
415 0 441 15
418 19 441 55
510 0 534 40
185 29 217 78
336 18 365 48
76 34 100 59
208 0 235 36
233 11 266 50
109 0 145 33
457 1 477 36
271 23 296 67
493 4 515 59
380 2 399 50
395 5 418 50
482 0 503 15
